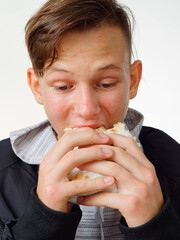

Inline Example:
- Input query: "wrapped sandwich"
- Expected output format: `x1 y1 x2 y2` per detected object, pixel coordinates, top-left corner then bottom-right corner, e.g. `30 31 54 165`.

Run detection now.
65 122 138 203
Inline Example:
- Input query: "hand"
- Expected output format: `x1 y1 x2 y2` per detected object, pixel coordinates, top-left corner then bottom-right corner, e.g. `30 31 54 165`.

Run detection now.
36 128 115 213
78 134 164 227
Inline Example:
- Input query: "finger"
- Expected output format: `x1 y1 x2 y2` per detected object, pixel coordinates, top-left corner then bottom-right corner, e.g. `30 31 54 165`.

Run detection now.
43 128 109 166
78 144 146 181
108 133 152 168
77 191 127 210
50 145 113 180
79 159 159 197
78 160 134 188
77 191 137 220
109 145 149 180
78 189 164 227
62 176 115 199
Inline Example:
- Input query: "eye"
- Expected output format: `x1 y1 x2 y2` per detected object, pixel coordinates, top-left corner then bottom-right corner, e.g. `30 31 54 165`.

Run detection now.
54 85 73 91
98 82 116 89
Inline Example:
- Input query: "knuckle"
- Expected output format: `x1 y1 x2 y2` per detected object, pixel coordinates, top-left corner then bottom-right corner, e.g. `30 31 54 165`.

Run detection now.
127 196 140 213
64 150 76 163
149 163 156 173
58 150 76 170
126 136 136 145
95 147 104 159
74 180 86 190
45 184 58 200
73 178 101 193
87 128 97 141
90 178 104 191
136 182 149 199
39 157 49 173
66 149 75 160
94 178 101 188
63 130 73 141
107 162 116 173
144 167 156 186
63 150 80 171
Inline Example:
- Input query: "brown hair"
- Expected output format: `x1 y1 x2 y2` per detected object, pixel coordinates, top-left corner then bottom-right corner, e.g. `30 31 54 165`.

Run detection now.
25 0 135 76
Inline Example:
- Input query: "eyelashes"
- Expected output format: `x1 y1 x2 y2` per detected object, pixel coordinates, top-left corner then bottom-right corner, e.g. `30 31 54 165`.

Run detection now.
53 80 118 92
97 82 117 89
54 85 73 91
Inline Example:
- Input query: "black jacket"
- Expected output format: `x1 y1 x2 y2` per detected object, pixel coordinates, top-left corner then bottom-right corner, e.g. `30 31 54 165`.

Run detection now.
0 126 180 240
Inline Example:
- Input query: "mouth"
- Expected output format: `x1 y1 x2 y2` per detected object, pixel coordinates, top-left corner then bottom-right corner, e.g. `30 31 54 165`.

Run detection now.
73 124 105 129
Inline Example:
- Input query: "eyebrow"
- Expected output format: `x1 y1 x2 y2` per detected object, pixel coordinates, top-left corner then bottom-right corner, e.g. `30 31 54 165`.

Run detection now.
97 64 121 71
49 67 73 74
48 63 121 75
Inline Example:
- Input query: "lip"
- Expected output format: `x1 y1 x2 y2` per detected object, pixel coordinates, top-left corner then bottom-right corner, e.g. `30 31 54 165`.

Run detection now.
73 124 105 129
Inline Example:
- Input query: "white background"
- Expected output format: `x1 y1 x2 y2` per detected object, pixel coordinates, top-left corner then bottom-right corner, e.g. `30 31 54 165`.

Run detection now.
0 0 180 142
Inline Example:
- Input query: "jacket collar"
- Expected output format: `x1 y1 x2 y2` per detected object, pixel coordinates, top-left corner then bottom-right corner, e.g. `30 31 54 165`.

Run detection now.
10 108 144 165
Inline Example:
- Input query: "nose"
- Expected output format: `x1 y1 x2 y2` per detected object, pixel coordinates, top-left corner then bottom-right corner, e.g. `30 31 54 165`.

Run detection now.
73 86 100 119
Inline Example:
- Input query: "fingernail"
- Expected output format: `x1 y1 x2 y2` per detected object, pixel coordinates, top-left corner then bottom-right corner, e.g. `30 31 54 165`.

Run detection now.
104 176 114 183
102 147 112 154
97 131 108 139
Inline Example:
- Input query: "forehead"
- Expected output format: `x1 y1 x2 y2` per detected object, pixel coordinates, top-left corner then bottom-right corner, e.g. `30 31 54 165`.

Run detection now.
57 25 129 61
44 25 130 77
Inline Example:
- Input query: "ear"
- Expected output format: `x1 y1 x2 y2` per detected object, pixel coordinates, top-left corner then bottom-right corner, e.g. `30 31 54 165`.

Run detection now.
129 60 142 99
27 68 43 105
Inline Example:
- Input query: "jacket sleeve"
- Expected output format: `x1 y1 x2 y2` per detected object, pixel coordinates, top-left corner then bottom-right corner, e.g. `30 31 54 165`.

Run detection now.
119 185 180 239
119 127 180 239
0 188 82 240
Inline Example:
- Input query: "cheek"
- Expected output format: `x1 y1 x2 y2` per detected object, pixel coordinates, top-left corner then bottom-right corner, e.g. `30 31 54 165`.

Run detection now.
102 89 129 122
42 93 68 119
103 90 129 110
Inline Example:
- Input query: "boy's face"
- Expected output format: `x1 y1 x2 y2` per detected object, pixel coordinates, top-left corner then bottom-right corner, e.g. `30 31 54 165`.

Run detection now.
28 25 142 138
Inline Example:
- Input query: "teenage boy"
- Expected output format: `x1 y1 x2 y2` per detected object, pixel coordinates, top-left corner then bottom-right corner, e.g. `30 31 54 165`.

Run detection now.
0 0 180 239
